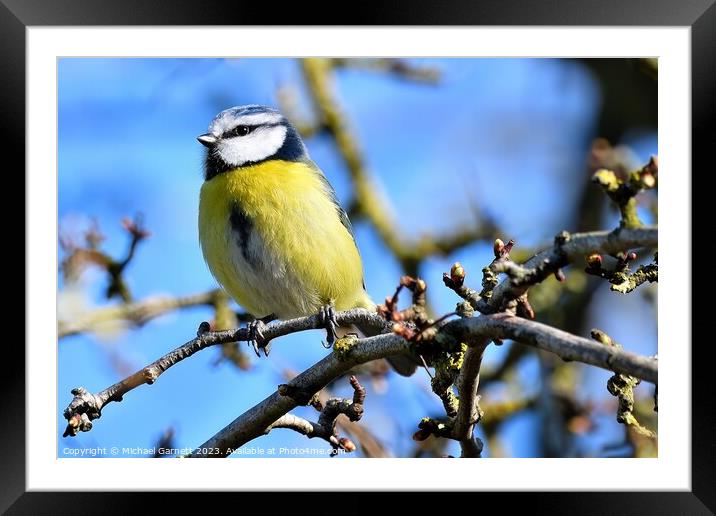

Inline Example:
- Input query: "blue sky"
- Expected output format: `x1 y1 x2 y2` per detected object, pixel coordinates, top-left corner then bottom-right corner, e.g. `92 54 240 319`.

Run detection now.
58 58 657 458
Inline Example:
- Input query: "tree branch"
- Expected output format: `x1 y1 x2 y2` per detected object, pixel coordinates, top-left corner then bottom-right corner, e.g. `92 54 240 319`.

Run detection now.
591 330 657 439
315 375 389 458
188 315 653 456
63 321 223 437
58 290 230 339
189 331 409 457
63 301 657 444
591 156 657 229
266 375 366 454
443 314 657 383
585 251 658 294
61 215 150 302
62 310 392 438
446 227 657 314
330 58 441 84
62 237 659 447
453 340 489 457
62 224 657 447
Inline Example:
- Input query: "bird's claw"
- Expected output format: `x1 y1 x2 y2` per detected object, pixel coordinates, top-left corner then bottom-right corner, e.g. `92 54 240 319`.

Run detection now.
319 305 338 348
247 319 269 357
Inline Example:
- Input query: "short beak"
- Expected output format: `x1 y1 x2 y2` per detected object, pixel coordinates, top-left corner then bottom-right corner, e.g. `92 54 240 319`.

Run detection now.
197 133 218 148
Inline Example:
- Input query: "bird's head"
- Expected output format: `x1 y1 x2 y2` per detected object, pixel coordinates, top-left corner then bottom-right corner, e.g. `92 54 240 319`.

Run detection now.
198 105 307 180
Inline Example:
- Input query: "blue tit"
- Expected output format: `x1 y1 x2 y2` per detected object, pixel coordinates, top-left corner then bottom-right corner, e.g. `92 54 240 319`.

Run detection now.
197 105 416 376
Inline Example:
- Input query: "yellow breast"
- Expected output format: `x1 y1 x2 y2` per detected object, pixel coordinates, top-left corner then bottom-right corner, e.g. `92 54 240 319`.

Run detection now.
198 160 370 319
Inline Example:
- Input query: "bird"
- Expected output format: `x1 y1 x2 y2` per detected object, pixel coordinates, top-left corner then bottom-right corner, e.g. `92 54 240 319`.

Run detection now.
196 104 417 376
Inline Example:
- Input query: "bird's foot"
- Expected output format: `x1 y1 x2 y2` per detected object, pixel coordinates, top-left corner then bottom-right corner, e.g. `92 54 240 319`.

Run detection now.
247 314 276 357
319 304 338 348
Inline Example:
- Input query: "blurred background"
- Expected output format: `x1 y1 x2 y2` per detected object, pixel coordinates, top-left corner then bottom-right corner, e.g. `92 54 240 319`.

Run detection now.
58 58 657 458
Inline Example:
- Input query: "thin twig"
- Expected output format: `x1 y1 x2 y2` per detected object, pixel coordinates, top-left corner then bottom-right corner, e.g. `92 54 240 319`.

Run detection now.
58 290 236 339
485 227 657 313
330 58 441 84
266 376 366 454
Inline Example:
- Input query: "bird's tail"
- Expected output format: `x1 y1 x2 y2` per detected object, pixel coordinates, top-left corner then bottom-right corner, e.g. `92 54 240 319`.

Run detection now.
347 293 418 377
383 354 419 377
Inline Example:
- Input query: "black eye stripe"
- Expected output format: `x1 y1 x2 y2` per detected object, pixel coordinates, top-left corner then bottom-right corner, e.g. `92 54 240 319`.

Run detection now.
221 122 282 139
223 125 253 138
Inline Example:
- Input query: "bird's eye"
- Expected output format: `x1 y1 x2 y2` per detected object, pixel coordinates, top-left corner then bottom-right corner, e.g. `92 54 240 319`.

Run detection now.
233 125 251 137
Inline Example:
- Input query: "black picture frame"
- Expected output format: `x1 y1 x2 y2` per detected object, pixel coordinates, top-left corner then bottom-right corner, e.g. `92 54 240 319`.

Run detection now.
5 0 711 512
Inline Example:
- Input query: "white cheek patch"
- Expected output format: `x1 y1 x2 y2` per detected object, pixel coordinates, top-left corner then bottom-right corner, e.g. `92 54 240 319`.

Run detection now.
217 125 288 167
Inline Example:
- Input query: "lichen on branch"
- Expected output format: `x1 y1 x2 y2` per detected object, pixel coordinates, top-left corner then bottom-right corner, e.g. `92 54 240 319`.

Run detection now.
592 156 658 229
591 329 657 439
585 251 658 294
